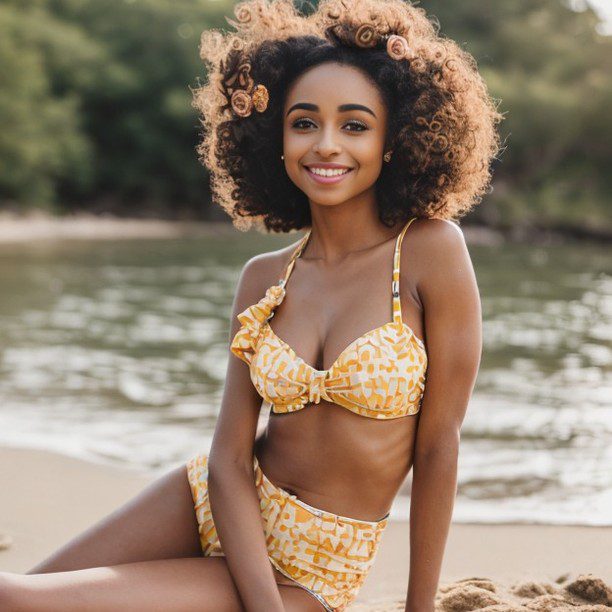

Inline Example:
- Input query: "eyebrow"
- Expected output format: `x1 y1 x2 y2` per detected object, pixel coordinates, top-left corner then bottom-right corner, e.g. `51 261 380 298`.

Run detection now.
285 102 377 118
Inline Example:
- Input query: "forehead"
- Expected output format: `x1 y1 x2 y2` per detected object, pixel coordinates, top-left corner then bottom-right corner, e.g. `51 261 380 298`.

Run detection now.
284 62 385 112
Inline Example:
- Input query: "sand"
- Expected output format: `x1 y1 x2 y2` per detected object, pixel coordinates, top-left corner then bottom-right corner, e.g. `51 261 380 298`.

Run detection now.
0 446 609 610
0 210 506 246
0 211 237 243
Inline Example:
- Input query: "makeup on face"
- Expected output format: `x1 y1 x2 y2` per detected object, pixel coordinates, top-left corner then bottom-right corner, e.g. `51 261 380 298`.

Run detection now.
286 105 371 188
282 63 388 201
303 162 355 185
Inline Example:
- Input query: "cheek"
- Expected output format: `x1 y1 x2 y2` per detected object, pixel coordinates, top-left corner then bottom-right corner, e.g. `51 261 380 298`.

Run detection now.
353 139 385 173
284 162 302 189
353 132 384 157
281 143 304 186
283 129 307 155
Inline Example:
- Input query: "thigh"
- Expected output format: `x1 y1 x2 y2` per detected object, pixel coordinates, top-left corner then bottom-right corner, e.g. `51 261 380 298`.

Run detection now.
27 464 202 574
4 557 326 612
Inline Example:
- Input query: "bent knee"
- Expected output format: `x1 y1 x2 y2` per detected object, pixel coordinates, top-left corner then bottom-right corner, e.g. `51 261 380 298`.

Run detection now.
0 572 31 612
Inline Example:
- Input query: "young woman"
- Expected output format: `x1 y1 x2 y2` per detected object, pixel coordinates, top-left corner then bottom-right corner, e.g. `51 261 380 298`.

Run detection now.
1 0 501 610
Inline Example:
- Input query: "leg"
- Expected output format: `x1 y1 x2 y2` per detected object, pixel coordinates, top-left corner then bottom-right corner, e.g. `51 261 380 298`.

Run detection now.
27 464 202 574
1 557 326 612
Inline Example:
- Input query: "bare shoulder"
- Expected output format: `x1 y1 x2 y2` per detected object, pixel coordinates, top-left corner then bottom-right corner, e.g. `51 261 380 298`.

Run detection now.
409 217 468 257
402 217 473 285
232 234 304 312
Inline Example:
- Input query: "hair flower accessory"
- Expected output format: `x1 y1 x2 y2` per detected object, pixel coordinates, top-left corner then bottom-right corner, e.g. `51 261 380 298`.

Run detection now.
386 34 413 60
251 84 269 113
230 90 253 117
230 83 269 118
354 23 378 48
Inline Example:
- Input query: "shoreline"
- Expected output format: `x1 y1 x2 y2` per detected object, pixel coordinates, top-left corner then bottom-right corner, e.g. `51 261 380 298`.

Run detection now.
0 446 610 610
0 210 609 246
0 211 238 244
0 442 605 530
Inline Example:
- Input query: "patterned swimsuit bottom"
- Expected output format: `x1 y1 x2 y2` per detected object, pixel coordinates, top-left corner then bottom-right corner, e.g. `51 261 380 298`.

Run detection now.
186 453 389 611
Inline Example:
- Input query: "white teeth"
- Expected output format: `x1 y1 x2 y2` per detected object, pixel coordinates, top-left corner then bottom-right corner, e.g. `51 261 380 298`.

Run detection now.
308 167 350 177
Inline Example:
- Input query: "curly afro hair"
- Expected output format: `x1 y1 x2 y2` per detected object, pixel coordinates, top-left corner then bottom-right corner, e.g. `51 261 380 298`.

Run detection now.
191 0 503 232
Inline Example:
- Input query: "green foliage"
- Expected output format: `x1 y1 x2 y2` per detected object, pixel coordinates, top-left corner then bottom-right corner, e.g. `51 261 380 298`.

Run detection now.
0 0 232 215
0 0 609 231
0 4 94 209
421 0 612 229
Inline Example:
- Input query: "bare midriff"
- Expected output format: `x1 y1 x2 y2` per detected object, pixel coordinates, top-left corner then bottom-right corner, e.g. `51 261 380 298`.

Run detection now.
254 399 419 523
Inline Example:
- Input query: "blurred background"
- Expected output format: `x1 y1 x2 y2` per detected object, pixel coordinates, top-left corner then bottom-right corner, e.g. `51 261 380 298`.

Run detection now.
1 0 611 234
0 0 610 527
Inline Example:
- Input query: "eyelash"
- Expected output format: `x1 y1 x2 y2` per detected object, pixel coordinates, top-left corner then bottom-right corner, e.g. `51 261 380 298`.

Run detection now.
291 118 369 132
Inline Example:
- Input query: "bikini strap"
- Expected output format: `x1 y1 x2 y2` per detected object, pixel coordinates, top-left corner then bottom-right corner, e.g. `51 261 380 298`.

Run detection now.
279 228 312 287
392 216 417 325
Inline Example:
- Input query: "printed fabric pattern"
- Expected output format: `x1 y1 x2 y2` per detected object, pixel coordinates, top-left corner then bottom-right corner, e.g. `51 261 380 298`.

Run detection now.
186 453 389 611
229 216 428 418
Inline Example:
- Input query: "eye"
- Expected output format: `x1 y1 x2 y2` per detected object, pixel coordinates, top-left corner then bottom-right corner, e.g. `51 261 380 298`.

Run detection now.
291 117 316 130
290 117 369 132
344 120 368 132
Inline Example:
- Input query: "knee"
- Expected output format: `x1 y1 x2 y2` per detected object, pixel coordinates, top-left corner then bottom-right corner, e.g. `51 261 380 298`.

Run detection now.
0 572 30 612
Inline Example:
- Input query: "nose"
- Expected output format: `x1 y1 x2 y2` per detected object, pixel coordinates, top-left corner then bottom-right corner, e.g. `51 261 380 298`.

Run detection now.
313 126 342 157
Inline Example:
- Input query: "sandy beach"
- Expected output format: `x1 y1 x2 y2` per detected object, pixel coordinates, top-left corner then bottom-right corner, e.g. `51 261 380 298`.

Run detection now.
0 211 237 243
0 210 506 246
0 211 609 609
0 446 609 610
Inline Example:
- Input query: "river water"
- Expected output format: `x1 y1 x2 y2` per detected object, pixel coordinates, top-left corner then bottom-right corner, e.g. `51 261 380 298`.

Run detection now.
0 231 610 525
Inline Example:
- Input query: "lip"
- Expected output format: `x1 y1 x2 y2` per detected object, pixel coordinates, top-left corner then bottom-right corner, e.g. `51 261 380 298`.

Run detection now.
303 163 354 185
304 162 353 169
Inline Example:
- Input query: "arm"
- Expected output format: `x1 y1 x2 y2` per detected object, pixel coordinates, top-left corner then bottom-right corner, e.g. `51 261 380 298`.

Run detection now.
404 220 482 612
207 255 285 612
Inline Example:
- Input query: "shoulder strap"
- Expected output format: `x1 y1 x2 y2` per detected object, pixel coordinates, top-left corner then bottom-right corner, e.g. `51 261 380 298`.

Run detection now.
279 228 312 287
392 217 417 324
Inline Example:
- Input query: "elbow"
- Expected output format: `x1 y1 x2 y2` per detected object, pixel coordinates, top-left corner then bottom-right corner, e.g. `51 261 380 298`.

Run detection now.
207 450 253 484
415 430 460 463
413 442 459 480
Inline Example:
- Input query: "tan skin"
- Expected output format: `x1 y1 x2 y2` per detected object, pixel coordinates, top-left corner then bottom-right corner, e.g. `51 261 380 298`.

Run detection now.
0 62 481 612
260 64 419 522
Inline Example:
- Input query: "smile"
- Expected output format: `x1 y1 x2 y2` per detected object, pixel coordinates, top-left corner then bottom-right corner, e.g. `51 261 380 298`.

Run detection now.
304 166 354 184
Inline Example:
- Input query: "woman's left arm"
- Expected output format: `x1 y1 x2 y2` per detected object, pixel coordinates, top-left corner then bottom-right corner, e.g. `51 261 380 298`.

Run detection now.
404 220 483 612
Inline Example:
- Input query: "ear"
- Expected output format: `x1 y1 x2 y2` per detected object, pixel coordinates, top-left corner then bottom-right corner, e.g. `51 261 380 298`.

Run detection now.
383 137 395 156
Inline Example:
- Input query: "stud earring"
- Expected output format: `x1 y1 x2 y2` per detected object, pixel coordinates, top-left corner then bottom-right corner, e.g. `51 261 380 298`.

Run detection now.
281 154 284 160
383 150 393 162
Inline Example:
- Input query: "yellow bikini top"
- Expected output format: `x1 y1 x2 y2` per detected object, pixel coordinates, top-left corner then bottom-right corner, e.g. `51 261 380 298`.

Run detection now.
230 216 428 419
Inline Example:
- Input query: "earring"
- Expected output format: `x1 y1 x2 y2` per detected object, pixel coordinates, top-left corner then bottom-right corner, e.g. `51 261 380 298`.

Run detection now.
281 154 284 160
383 150 392 162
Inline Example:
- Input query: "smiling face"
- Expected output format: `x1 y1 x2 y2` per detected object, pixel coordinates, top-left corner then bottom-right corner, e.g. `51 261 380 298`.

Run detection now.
282 62 389 209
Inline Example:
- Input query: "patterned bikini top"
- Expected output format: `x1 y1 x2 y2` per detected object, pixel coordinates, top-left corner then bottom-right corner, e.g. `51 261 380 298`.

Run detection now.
230 216 428 419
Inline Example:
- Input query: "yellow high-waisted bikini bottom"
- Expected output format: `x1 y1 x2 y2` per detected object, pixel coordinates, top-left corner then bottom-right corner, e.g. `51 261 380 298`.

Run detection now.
186 453 389 611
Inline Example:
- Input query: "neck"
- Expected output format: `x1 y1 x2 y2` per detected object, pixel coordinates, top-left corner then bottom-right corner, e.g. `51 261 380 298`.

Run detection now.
303 202 406 263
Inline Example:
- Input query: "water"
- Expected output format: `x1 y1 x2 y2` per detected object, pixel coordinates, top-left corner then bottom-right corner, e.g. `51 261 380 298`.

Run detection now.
0 232 610 526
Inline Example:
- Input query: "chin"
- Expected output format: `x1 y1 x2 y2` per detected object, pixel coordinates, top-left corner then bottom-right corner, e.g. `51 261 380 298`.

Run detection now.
303 188 353 205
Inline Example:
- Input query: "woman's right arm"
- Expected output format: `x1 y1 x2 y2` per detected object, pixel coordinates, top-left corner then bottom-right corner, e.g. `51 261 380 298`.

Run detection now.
206 254 285 612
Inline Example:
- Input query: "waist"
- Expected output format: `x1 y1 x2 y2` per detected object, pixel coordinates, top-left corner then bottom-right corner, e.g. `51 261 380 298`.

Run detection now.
254 424 414 522
253 453 391 526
